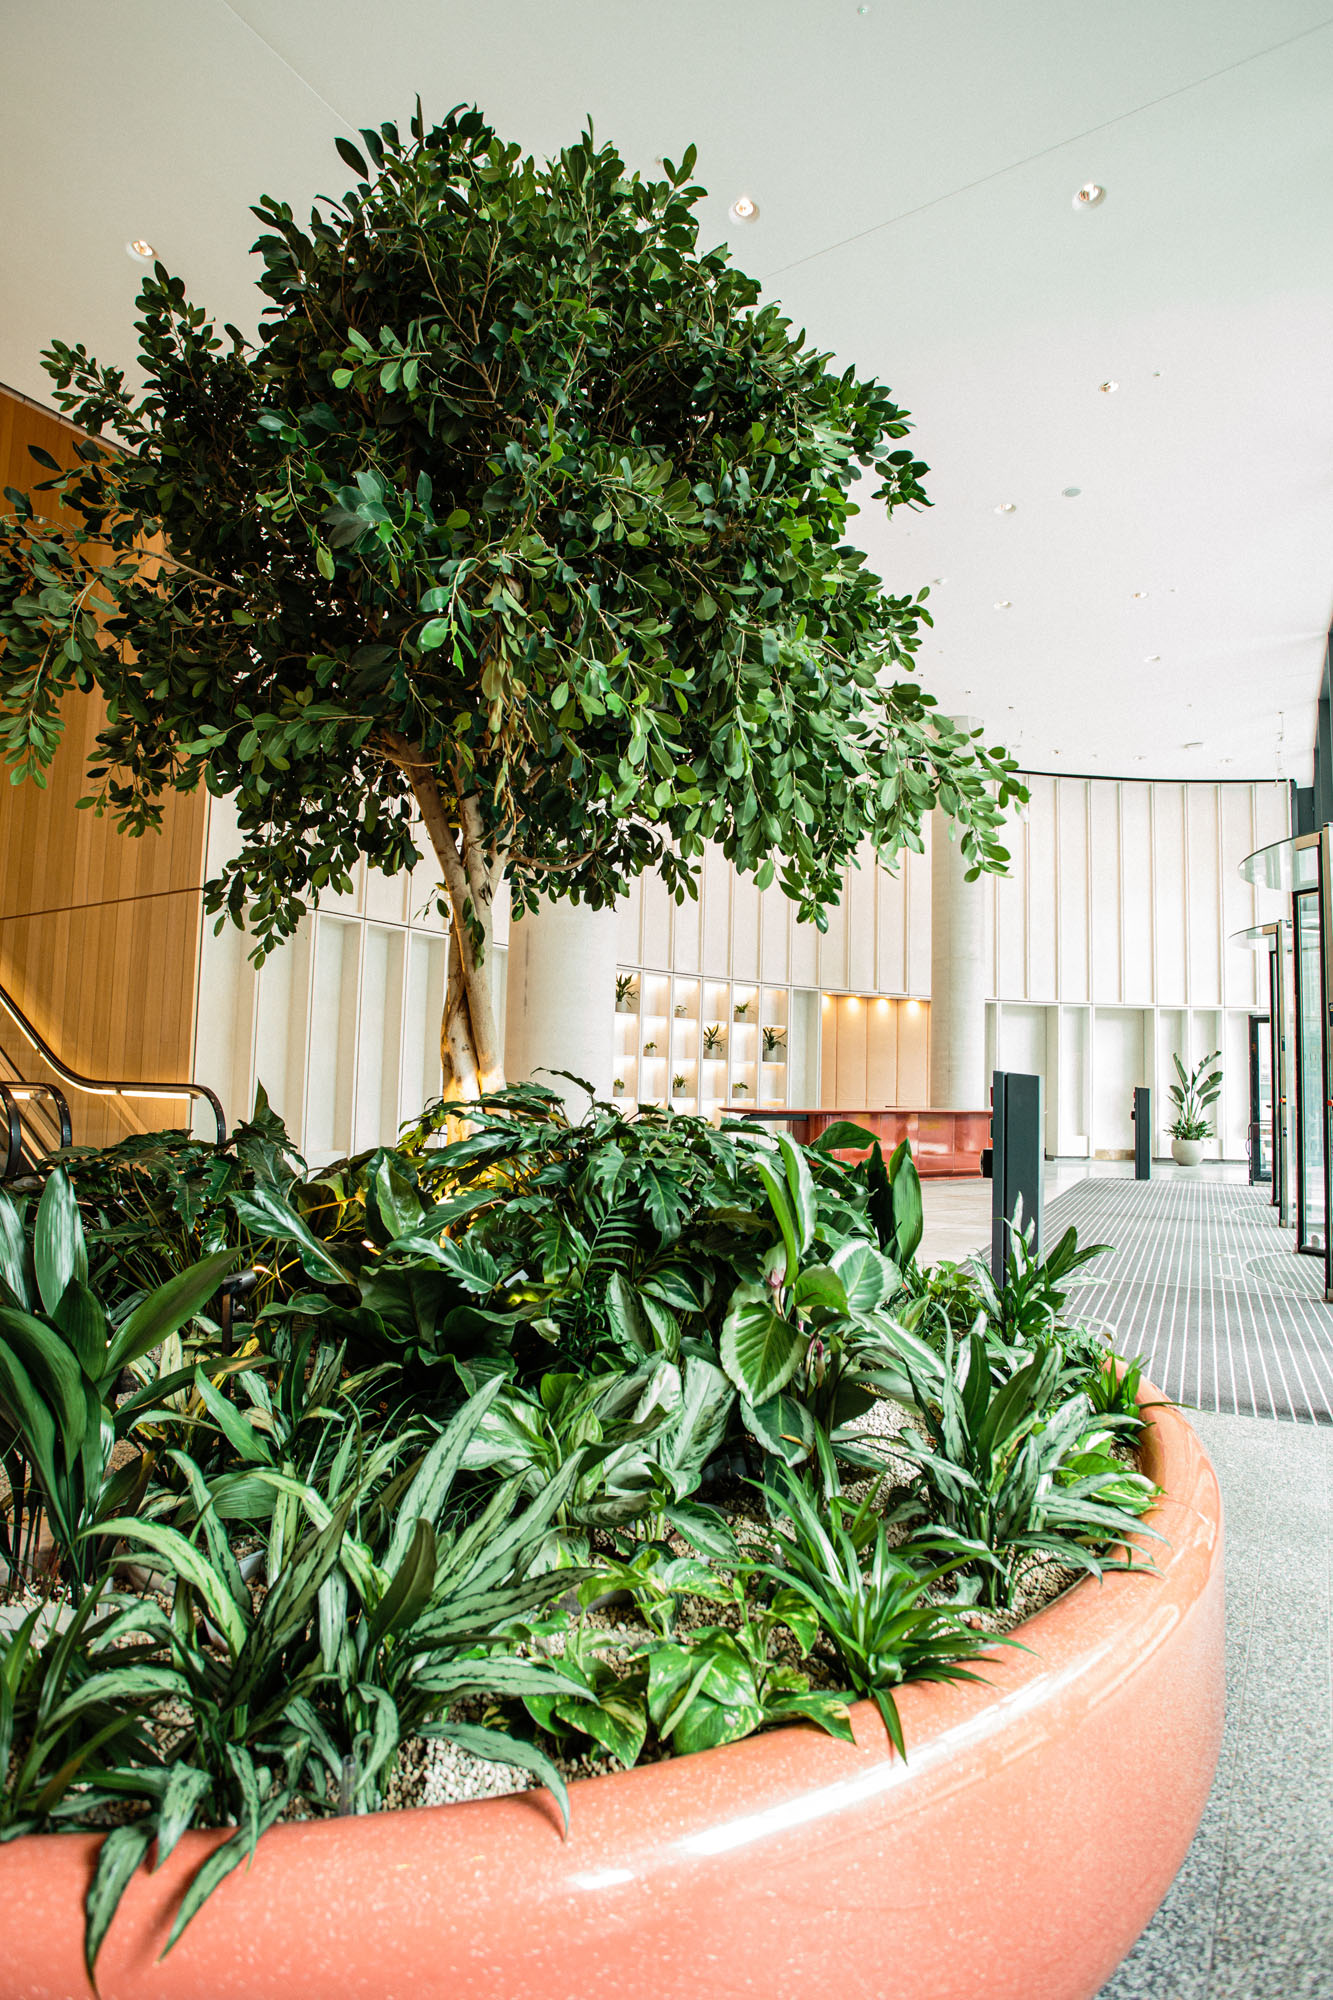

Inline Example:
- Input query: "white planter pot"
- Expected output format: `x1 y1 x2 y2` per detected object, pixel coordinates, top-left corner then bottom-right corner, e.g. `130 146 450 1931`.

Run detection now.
1171 1138 1204 1167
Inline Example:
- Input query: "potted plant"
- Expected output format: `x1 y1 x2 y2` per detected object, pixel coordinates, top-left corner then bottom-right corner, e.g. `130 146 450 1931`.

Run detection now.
762 1027 787 1063
615 975 638 1015
1168 1050 1221 1166
734 1079 750 1096
612 1078 625 1096
702 1024 725 1057
674 1004 687 1018
643 1040 657 1058
672 1073 687 1094
734 999 751 1021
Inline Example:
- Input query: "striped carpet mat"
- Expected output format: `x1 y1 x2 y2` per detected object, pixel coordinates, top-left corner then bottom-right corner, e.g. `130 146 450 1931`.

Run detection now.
1037 1177 1333 1425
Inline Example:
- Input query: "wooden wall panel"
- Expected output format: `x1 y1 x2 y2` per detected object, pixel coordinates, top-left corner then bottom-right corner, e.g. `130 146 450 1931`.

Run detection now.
0 388 208 1145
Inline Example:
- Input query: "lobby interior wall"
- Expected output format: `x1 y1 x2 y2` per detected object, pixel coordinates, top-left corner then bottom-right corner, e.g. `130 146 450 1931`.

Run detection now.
608 773 1290 1154
0 387 207 1148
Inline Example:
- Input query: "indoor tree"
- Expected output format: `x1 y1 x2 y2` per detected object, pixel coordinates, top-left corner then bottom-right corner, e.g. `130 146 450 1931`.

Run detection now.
0 105 1023 1102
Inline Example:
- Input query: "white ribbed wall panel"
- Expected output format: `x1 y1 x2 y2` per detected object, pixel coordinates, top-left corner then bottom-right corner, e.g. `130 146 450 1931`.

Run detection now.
195 777 1290 1160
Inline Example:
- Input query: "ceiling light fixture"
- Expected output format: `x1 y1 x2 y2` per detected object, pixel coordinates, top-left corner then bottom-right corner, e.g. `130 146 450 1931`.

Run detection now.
126 238 156 261
1098 380 1119 394
1073 182 1105 210
1062 486 1081 497
728 195 759 224
1144 653 1160 663
931 575 947 584
994 600 1012 610
1183 740 1203 750
995 501 1016 514
1132 591 1148 600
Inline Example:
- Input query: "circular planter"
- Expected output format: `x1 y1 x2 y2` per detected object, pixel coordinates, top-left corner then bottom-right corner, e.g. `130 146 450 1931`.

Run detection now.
1171 1137 1205 1166
0 1387 1223 2000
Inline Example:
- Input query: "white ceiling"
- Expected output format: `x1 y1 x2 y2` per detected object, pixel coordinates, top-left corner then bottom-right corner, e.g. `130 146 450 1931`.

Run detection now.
5 0 1333 782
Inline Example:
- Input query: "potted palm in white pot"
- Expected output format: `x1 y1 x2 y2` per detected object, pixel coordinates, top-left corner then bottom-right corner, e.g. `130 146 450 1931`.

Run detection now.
1168 1050 1222 1166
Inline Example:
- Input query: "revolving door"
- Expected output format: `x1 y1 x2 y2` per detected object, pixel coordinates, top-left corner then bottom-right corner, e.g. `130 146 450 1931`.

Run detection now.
1239 829 1333 1295
1232 920 1291 1222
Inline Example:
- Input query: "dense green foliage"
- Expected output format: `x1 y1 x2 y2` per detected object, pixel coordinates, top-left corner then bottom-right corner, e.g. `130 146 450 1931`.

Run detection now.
0 1095 1157 1973
0 105 1023 1092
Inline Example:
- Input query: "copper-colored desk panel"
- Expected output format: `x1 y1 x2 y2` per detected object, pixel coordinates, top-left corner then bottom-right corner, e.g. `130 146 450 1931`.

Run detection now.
726 1106 990 1176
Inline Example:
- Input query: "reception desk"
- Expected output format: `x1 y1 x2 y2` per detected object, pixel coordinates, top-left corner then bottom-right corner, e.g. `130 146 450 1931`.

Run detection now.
726 1106 990 1177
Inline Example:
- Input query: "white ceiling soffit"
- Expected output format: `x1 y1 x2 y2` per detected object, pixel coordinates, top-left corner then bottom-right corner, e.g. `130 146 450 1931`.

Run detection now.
4 0 1332 783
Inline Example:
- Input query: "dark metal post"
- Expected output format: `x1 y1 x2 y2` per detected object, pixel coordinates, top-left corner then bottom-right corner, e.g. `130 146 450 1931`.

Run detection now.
1132 1085 1151 1181
991 1069 1045 1285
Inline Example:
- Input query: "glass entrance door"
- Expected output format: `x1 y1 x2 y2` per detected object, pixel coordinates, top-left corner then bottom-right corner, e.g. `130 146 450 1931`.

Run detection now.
1293 886 1325 1256
1248 1014 1272 1184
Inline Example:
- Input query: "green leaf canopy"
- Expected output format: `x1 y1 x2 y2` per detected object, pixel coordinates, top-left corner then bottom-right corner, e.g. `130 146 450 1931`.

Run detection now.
0 105 1023 1092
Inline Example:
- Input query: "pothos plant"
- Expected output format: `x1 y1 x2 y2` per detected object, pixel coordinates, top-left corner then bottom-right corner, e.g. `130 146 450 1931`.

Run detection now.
0 105 1024 1101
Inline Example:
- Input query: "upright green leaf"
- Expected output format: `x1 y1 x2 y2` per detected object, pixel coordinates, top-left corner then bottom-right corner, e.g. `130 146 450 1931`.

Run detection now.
33 1170 86 1318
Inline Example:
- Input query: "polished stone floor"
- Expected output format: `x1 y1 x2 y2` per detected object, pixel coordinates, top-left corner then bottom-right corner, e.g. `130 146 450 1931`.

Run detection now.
916 1166 1333 1998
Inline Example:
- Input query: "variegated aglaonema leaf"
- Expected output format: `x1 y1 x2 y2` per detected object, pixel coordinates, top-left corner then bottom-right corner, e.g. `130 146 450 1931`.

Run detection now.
719 1280 803 1404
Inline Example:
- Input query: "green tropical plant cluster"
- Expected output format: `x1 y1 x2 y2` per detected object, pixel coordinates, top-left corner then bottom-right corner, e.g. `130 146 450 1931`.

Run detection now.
1167 1050 1222 1141
0 1090 1159 1978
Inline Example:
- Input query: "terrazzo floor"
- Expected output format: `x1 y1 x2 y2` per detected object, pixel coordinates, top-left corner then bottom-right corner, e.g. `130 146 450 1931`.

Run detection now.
916 1165 1333 1998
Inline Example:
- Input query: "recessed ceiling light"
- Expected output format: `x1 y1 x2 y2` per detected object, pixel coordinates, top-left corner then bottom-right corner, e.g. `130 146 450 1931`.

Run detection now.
1132 591 1149 600
1073 183 1106 210
1062 486 1081 497
1098 380 1119 394
728 195 759 223
994 600 1012 610
931 575 947 584
1183 740 1203 750
995 501 1017 514
1221 756 1233 764
1144 653 1160 662
126 238 156 261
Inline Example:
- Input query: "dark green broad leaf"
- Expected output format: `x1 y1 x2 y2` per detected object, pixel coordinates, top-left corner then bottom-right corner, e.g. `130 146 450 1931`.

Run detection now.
741 1390 814 1467
334 134 370 180
104 1247 239 1380
33 1168 87 1319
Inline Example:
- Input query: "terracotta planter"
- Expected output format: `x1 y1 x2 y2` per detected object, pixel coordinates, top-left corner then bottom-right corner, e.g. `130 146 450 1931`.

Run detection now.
0 1388 1223 2000
1171 1137 1205 1166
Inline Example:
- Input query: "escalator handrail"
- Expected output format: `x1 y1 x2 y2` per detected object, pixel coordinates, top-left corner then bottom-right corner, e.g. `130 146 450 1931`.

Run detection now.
0 1079 71 1179
0 979 226 1147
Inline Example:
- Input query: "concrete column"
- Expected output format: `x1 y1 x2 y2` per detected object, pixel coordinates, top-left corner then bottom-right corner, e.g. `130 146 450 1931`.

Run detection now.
503 896 619 1118
929 723 988 1108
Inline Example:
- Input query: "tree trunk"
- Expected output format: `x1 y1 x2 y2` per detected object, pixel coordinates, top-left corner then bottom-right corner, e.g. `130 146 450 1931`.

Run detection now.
379 736 504 1107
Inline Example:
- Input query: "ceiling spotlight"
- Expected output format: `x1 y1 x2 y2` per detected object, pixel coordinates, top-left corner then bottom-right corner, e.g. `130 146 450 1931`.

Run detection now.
1098 380 1119 394
1144 654 1160 663
994 501 1017 514
1183 740 1203 750
1073 183 1105 210
729 195 759 223
1221 756 1234 764
126 238 156 261
994 600 1012 610
1062 486 1081 497
1132 591 1149 600
931 575 947 584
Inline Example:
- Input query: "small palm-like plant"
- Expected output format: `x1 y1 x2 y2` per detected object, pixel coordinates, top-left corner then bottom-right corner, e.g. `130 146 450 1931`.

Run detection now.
754 1471 997 1757
1168 1050 1221 1140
